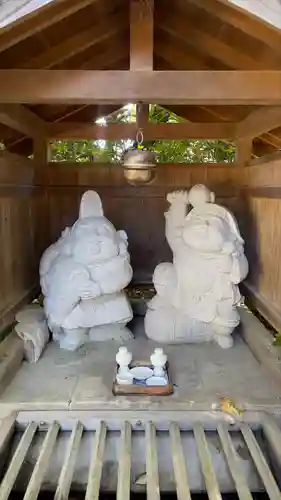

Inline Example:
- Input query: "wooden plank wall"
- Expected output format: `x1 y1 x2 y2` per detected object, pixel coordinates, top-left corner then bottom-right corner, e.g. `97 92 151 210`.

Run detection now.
36 163 243 283
0 155 44 330
243 156 281 329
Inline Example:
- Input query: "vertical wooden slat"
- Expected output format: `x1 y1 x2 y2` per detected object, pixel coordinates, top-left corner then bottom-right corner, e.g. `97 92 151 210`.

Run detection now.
23 421 60 500
170 423 191 500
54 421 83 500
116 421 132 500
193 423 222 500
240 424 280 500
217 423 253 500
0 422 37 500
146 421 160 500
85 421 107 500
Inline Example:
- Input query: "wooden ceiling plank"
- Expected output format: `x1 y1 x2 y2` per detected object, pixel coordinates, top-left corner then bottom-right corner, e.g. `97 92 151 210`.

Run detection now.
0 103 48 138
130 0 153 70
80 40 128 70
21 11 126 69
188 0 281 52
0 0 99 54
158 12 267 70
154 37 210 70
50 121 237 140
1 70 281 105
236 106 281 139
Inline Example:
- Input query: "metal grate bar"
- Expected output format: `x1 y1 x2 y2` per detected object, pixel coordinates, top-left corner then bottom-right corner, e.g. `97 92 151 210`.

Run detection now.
217 423 253 500
116 421 132 500
54 420 83 500
240 423 281 500
146 421 160 500
170 422 191 500
193 423 222 500
85 420 107 500
0 421 37 500
23 421 60 500
262 415 281 468
0 414 17 455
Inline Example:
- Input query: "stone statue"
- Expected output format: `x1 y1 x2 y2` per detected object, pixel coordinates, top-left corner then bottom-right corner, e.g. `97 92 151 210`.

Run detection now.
40 190 133 350
145 184 248 348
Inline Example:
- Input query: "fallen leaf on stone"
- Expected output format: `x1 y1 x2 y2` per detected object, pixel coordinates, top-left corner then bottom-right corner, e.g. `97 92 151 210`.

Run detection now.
273 333 281 346
220 397 243 418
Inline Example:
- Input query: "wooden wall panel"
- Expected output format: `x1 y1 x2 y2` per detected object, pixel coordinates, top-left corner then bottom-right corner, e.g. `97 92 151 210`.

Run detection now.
37 163 243 283
0 157 43 331
242 156 281 329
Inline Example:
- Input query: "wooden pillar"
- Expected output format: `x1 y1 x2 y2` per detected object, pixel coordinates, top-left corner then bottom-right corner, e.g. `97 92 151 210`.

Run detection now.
136 103 149 128
236 139 252 166
130 0 154 71
33 138 51 164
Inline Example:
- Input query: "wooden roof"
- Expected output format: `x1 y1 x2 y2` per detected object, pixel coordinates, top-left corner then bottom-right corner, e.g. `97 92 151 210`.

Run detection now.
1 0 281 156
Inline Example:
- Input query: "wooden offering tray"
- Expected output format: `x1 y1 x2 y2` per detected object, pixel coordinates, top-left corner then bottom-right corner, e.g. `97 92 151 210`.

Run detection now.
112 361 173 396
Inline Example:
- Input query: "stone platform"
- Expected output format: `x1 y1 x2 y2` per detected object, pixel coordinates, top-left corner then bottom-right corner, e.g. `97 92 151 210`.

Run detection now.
0 308 280 414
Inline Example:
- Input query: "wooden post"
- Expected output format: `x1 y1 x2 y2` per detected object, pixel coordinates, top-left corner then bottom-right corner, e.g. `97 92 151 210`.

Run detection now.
136 103 149 128
33 138 51 164
130 0 154 71
236 139 252 166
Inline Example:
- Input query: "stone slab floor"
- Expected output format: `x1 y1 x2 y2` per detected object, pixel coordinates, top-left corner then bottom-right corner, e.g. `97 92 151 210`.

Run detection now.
0 307 281 413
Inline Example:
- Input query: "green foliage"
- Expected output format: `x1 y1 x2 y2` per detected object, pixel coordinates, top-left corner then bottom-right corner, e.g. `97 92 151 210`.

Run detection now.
50 105 236 163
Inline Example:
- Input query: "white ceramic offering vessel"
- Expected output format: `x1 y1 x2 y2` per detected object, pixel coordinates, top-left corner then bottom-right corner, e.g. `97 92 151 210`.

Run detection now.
150 348 167 377
116 347 132 375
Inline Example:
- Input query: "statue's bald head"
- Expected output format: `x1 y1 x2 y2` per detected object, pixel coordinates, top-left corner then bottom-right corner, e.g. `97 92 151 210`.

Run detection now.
188 184 215 208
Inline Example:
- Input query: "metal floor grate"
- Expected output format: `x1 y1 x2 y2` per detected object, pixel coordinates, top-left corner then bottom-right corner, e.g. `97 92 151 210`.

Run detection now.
0 411 281 499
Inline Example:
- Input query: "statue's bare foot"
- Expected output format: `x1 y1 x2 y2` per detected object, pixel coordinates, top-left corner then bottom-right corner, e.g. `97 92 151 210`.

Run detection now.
89 324 133 343
214 334 233 349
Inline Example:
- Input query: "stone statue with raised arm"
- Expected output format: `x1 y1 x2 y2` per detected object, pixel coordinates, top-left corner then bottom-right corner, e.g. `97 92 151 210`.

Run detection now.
40 190 133 350
145 184 248 348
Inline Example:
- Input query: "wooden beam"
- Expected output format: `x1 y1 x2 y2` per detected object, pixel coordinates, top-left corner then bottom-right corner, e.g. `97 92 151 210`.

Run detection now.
236 138 253 166
236 106 281 139
0 0 99 54
50 121 236 140
0 104 48 138
1 70 281 105
130 0 154 70
21 12 126 69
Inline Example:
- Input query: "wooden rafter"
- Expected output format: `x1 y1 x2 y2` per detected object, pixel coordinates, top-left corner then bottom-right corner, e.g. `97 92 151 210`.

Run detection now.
1 70 281 105
0 0 100 54
236 106 281 139
188 0 281 52
130 0 154 70
50 121 237 140
158 12 270 70
21 11 127 69
0 104 48 138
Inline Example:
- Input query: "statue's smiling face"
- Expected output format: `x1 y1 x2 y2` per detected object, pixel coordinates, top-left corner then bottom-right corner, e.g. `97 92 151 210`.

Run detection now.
71 217 119 264
183 214 230 253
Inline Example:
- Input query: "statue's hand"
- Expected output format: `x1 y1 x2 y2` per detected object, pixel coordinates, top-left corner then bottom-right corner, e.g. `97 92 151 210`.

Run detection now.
80 281 101 300
167 190 189 205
